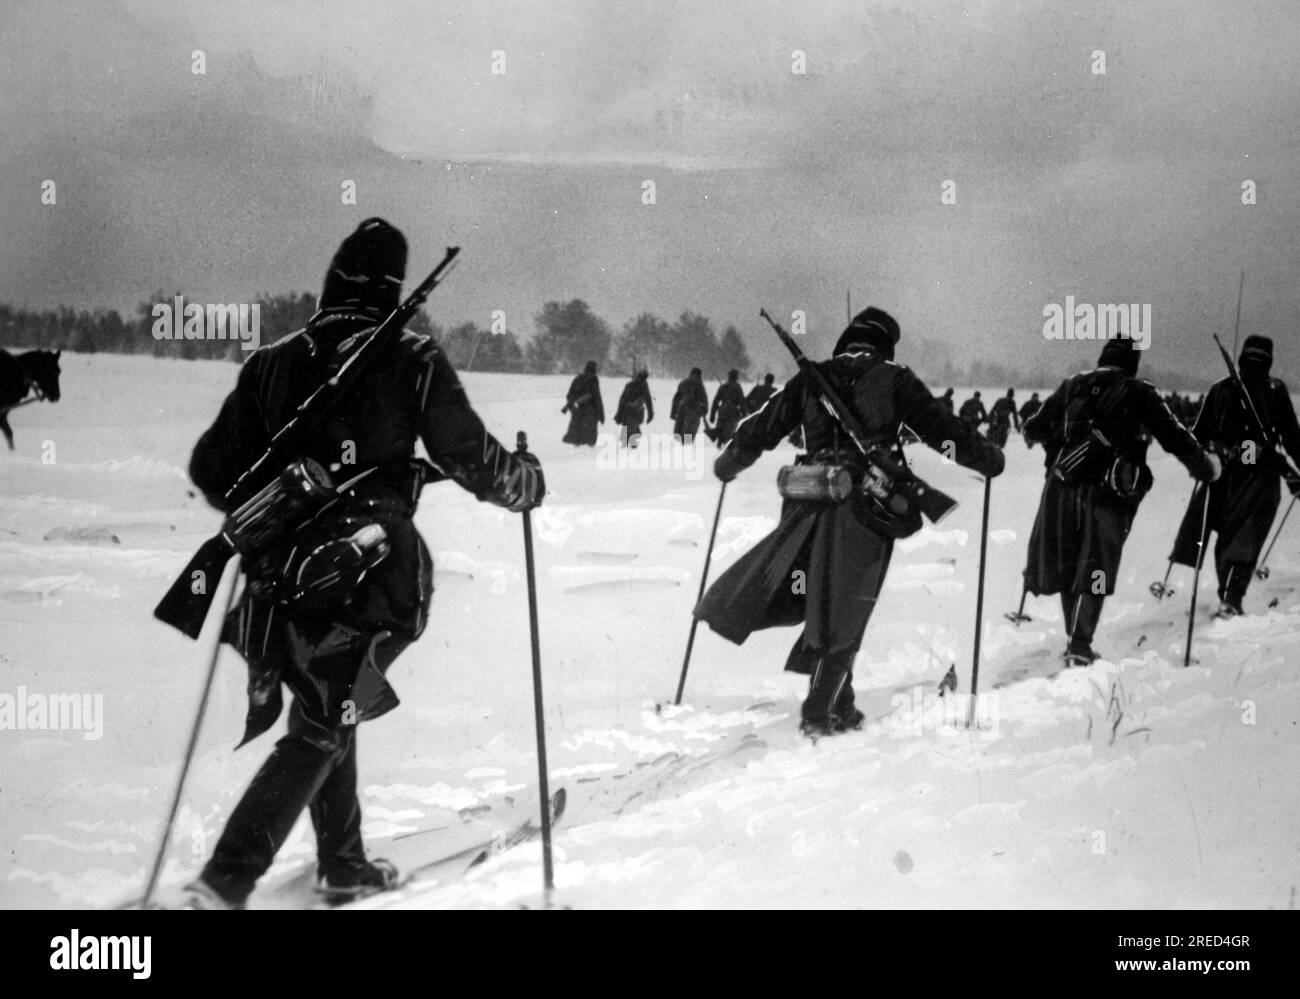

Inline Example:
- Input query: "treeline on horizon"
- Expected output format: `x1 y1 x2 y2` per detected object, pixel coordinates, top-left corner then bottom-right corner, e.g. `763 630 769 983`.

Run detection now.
0 295 1220 393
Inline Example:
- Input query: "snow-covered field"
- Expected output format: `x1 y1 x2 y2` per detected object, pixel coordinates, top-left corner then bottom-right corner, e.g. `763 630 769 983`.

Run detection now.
1 351 1297 910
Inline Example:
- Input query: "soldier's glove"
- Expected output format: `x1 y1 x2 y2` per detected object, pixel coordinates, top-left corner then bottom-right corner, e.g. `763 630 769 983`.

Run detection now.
1286 472 1300 497
714 446 746 483
1206 453 1224 483
502 450 546 512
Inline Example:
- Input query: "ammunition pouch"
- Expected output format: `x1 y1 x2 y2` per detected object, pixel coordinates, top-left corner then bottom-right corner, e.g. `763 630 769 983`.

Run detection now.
777 463 853 503
247 521 392 614
1103 456 1153 503
230 458 395 615
1053 430 1152 503
779 457 923 539
1052 430 1112 485
224 458 337 556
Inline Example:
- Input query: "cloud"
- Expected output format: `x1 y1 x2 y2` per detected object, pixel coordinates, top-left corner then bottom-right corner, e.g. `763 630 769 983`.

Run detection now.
2 0 1299 383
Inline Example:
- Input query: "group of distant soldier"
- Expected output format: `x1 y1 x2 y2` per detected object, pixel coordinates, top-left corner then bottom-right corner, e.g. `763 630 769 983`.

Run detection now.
938 387 1044 448
565 372 1235 489
937 386 1206 456
560 364 781 449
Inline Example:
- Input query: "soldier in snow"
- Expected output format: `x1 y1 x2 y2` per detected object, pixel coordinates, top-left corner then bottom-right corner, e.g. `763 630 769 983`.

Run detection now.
670 367 709 442
746 372 778 412
1018 391 1043 449
987 388 1021 447
1023 335 1219 666
614 369 654 447
694 308 1004 737
180 219 545 909
958 390 987 433
1168 335 1300 616
707 369 748 447
562 360 604 446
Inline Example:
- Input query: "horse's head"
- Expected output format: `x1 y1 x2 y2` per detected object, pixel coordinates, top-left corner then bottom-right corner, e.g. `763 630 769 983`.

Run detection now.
23 349 61 402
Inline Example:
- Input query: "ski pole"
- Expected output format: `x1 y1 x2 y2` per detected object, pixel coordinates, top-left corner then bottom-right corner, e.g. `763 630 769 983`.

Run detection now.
1152 482 1201 598
1183 485 1213 668
674 480 728 705
516 432 554 901
1004 584 1031 624
967 475 993 728
1256 494 1296 580
141 553 241 909
1149 560 1175 600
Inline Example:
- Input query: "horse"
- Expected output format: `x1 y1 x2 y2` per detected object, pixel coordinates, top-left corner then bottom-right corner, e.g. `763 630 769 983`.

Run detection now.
0 348 62 450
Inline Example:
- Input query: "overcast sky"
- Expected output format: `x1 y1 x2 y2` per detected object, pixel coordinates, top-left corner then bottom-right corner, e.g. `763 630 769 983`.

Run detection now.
1 0 1297 380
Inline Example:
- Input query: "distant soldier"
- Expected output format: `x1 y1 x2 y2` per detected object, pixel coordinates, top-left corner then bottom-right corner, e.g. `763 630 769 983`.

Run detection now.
959 390 987 432
707 369 748 447
746 373 778 413
987 388 1021 447
614 370 654 447
1168 336 1300 616
671 367 709 442
938 387 955 412
696 307 1004 737
1019 392 1043 448
561 360 604 447
1023 335 1220 666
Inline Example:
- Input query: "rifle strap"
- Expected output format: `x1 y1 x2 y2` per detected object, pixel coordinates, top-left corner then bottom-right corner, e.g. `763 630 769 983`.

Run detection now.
1064 371 1128 445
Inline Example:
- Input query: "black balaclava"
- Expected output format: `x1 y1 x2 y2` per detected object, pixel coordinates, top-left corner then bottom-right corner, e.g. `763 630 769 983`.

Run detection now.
834 307 901 360
1239 335 1273 383
319 217 407 317
1098 334 1140 376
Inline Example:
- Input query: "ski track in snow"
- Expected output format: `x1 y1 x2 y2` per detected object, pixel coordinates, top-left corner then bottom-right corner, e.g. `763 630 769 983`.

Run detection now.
1 357 1298 909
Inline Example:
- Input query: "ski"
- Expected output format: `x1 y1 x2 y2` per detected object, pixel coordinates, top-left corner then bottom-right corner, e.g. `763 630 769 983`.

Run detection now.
392 787 568 890
108 786 568 910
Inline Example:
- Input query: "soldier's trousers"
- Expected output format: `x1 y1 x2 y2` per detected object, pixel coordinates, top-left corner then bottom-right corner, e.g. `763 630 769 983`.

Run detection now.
1062 591 1104 654
202 649 384 905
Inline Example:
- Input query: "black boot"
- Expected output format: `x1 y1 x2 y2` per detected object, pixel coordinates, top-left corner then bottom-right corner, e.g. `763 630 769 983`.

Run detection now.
834 678 864 731
1217 564 1249 616
1062 591 1104 665
800 653 854 738
317 857 399 904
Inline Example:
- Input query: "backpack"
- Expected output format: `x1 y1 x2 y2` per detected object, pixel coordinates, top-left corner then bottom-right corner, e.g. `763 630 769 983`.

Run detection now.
1052 372 1153 503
